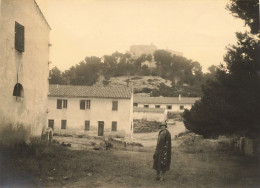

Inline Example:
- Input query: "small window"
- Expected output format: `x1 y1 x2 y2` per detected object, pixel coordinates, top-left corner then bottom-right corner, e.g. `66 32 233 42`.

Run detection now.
63 100 67 108
80 100 85 110
155 105 160 108
61 120 67 129
133 103 138 107
85 120 90 131
180 105 184 110
15 22 25 52
112 101 118 111
167 105 172 110
86 100 91 109
144 105 149 108
13 83 24 101
57 99 62 109
112 121 117 131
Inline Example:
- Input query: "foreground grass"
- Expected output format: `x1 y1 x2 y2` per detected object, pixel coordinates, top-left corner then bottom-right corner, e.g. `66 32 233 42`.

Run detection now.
0 141 259 188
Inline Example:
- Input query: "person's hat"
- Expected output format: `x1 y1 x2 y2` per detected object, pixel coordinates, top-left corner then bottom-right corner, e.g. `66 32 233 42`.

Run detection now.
160 122 167 127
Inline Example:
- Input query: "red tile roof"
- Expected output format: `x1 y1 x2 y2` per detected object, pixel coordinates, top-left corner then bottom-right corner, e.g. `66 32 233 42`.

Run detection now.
49 85 132 99
134 96 199 104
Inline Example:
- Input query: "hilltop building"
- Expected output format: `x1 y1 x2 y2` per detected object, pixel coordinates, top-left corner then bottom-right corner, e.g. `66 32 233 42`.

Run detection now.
47 85 133 136
129 44 183 58
0 0 51 136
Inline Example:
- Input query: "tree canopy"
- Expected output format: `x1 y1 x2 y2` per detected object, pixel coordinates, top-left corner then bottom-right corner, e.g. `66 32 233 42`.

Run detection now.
183 0 259 138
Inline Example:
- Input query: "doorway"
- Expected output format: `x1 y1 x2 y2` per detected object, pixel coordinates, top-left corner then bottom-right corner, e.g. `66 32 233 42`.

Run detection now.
48 119 54 129
98 121 104 136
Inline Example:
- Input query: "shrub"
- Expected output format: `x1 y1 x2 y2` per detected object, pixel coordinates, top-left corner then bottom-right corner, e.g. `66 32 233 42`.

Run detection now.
102 80 109 86
131 76 142 80
0 123 30 147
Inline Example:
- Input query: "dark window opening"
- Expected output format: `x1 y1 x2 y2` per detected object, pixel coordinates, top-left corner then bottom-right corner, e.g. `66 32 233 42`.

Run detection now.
13 83 24 101
13 83 24 97
155 105 160 108
167 105 172 110
112 101 118 111
15 21 24 52
133 103 138 107
61 120 67 129
63 100 67 108
80 100 85 110
57 99 62 109
85 120 90 131
112 121 117 131
180 105 184 110
144 105 149 108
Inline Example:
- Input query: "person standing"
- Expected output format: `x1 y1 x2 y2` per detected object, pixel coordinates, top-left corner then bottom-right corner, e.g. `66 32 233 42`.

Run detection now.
153 122 171 181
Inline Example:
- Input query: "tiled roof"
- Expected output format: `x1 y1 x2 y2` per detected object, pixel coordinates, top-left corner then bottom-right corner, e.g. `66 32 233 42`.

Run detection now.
49 85 132 99
134 96 199 104
133 107 165 113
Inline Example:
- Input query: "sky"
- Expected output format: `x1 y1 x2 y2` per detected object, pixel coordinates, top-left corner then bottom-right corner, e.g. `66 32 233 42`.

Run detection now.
36 0 246 72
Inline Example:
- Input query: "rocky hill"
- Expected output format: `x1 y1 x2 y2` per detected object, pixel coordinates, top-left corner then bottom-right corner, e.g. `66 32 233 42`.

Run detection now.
94 75 172 96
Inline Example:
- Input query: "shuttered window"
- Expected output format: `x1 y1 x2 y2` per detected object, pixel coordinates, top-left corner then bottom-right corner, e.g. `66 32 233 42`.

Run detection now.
80 100 85 110
112 101 118 111
57 99 62 109
63 100 67 108
15 22 24 52
61 120 67 129
112 121 117 131
85 121 90 131
86 100 91 109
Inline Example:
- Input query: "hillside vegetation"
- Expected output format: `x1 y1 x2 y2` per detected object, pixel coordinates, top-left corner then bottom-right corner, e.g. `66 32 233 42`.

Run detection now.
49 50 217 97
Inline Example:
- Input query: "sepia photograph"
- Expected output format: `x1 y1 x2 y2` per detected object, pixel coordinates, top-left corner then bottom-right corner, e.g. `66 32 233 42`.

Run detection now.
0 0 259 187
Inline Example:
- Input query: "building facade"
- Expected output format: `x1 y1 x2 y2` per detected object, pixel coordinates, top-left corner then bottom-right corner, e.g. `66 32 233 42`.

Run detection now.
0 0 51 136
48 85 133 136
133 107 166 122
133 95 199 121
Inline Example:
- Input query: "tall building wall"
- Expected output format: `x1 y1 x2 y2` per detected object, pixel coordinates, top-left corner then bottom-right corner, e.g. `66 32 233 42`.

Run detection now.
0 0 50 136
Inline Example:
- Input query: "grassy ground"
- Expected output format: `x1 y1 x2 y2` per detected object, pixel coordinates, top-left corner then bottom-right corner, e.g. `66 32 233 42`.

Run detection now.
0 135 259 188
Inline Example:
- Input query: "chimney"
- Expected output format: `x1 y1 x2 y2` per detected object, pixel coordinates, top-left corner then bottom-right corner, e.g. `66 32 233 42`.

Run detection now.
179 94 181 101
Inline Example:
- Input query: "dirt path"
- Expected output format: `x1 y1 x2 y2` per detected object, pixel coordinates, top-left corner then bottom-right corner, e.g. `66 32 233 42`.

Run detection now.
133 121 186 147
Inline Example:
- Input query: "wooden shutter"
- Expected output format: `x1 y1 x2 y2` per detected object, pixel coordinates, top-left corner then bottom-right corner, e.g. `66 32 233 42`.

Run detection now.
112 101 118 111
15 22 24 52
57 99 62 109
80 100 85 109
85 120 90 131
86 100 91 109
63 100 67 108
112 121 117 131
61 120 67 129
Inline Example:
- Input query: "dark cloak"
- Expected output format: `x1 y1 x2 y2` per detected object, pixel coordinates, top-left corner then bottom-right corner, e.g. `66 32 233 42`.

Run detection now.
153 129 171 171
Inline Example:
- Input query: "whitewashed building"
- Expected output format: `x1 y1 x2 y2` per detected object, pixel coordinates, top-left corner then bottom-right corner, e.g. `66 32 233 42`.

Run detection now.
0 0 51 136
48 85 133 136
133 95 199 121
133 107 166 122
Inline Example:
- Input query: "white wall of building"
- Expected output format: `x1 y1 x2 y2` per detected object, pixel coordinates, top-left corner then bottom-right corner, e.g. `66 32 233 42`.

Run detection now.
135 103 193 112
48 96 133 136
0 0 50 136
133 112 166 122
